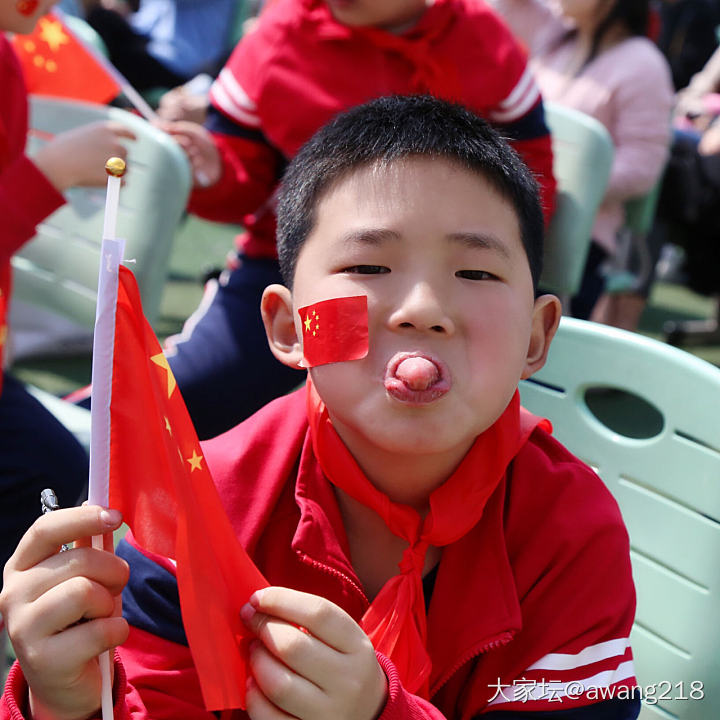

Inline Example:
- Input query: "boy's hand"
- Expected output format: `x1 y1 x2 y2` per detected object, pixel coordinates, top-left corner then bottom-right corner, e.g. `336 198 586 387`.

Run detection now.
0 505 130 720
158 120 222 187
35 121 136 192
241 587 387 720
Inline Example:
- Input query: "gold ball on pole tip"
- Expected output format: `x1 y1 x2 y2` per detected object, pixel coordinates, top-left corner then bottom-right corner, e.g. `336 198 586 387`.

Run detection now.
105 157 126 177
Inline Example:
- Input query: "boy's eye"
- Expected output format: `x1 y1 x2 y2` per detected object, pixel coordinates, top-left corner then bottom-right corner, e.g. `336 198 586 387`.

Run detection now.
455 270 497 281
342 265 391 275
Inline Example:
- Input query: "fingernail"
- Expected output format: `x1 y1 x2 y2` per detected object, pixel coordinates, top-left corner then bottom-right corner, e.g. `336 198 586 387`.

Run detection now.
100 508 122 527
249 587 266 607
239 603 255 623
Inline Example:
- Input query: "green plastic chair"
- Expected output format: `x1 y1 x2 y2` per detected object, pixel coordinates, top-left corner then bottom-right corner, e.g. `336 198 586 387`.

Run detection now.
12 96 192 329
519 317 720 719
542 103 614 297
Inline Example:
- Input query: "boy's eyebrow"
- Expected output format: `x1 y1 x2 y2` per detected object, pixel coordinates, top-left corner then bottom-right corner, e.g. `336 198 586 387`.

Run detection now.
447 232 511 259
340 229 512 259
340 228 401 246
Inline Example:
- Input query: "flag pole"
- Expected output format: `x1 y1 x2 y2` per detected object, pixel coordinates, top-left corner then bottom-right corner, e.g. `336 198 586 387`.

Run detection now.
87 157 128 720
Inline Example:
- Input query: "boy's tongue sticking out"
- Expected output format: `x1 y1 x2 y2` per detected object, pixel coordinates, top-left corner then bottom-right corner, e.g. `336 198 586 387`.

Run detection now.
395 356 439 391
384 352 449 403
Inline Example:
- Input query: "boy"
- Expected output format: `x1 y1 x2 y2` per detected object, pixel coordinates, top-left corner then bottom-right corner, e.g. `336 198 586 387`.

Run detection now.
158 0 557 440
0 96 639 720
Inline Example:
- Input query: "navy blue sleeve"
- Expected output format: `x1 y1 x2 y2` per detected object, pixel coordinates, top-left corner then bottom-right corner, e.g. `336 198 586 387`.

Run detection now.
204 106 271 144
492 101 550 142
479 698 641 719
116 537 188 646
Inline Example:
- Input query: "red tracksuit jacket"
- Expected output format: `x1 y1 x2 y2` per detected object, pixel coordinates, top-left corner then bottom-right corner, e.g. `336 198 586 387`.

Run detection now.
188 0 557 260
3 389 640 719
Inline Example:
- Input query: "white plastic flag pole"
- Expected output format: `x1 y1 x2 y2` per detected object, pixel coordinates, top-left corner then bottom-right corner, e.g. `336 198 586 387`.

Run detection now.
87 157 128 720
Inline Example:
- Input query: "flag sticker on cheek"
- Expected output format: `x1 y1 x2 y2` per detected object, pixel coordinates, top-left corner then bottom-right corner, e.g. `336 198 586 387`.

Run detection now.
298 296 369 368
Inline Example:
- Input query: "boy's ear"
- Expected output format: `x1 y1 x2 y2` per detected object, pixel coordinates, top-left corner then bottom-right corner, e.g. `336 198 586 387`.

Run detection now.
521 293 562 380
261 284 304 369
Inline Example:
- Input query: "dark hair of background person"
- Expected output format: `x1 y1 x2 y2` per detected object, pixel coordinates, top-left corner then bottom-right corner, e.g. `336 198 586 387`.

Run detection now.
547 0 651 74
276 95 545 291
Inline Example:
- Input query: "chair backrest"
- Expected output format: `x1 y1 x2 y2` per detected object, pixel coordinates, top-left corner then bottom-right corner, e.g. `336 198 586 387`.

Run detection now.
542 103 614 296
519 318 720 719
12 97 192 328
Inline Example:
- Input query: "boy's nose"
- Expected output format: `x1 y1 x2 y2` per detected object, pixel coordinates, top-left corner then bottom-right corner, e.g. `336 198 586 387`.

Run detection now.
388 282 455 335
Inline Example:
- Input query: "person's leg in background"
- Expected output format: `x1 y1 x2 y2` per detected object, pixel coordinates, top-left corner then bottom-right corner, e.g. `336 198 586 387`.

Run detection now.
570 241 609 320
0 375 88 581
165 256 306 440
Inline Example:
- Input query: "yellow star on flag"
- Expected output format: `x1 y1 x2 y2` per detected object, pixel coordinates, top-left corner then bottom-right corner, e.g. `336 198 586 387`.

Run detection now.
0 325 6 348
186 449 204 472
38 18 69 53
163 416 172 435
304 309 320 337
151 352 177 398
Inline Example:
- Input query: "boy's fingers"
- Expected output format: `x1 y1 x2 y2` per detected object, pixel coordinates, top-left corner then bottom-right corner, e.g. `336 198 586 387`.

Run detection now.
43 616 129 670
7 506 123 573
249 642 321 719
246 587 362 654
245 676 296 720
242 610 335 686
16 575 118 640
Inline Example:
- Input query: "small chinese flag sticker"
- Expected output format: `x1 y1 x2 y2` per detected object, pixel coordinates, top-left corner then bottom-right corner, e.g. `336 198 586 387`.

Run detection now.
298 296 369 368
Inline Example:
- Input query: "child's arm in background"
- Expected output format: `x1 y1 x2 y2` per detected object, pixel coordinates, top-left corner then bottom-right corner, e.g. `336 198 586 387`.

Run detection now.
0 506 129 720
159 112 283 225
0 121 135 265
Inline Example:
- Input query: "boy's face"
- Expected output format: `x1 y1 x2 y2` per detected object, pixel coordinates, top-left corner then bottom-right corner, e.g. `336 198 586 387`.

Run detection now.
325 0 428 30
263 158 560 466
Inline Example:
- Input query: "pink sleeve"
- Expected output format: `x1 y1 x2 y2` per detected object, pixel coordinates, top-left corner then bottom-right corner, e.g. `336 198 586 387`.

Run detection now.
0 153 64 265
604 46 675 203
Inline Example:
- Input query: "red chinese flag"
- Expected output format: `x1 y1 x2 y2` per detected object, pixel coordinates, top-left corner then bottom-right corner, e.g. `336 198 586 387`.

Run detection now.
109 266 267 711
11 12 120 104
298 296 369 367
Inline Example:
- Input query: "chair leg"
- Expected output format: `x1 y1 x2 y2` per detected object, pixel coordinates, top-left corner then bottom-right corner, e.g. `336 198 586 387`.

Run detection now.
663 295 720 346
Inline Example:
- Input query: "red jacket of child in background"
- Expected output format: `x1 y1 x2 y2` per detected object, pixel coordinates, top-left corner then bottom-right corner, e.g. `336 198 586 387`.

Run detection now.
3 389 639 719
0 35 65 393
189 0 558 260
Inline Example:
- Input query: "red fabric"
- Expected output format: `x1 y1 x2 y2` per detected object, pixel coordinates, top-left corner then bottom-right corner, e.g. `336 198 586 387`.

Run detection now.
108 266 267 710
192 0 556 259
0 34 65 393
1 390 638 718
307 382 548 696
298 296 368 367
11 12 120 104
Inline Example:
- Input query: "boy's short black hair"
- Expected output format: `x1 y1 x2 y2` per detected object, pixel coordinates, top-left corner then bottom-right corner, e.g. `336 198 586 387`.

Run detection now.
276 95 545 289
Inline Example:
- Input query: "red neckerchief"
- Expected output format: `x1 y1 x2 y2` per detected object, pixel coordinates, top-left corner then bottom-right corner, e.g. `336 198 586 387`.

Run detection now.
302 0 461 97
306 379 549 697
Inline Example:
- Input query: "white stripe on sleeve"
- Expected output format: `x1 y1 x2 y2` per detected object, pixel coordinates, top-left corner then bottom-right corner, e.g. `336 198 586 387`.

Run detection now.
487 659 637 706
210 68 261 127
527 637 632 672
